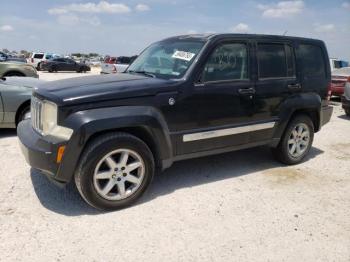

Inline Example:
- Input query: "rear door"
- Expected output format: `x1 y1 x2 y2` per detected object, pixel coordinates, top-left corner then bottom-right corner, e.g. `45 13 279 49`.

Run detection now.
251 40 299 142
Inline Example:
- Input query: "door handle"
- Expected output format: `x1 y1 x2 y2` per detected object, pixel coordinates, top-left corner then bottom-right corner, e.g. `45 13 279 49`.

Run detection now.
238 87 255 95
287 83 301 90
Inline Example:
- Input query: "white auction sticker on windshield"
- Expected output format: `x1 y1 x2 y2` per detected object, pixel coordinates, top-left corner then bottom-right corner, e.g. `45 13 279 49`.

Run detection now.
172 51 195 61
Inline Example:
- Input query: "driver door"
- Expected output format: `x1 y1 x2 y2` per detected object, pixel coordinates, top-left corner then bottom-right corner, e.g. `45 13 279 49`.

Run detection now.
171 41 256 155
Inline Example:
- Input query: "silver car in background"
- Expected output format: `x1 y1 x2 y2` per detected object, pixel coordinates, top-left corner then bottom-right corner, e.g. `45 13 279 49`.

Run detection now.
0 77 44 128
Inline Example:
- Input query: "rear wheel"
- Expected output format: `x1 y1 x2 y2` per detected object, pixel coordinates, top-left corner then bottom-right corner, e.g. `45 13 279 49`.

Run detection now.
272 115 314 165
75 132 155 210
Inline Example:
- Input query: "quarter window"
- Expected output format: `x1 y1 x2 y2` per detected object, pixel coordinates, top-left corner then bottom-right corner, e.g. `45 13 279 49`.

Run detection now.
258 43 295 78
297 44 326 78
203 43 248 82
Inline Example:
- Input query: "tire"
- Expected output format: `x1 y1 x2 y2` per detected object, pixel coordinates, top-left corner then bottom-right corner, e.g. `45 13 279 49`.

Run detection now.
75 132 155 211
272 115 314 165
48 66 55 73
36 63 41 71
17 105 31 125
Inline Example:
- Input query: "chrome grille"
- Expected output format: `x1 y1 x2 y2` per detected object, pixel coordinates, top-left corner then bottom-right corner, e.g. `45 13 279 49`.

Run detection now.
31 96 43 134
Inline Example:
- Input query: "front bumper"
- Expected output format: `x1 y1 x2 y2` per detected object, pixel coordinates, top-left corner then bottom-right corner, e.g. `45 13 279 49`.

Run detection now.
342 95 350 110
320 105 333 127
17 120 67 184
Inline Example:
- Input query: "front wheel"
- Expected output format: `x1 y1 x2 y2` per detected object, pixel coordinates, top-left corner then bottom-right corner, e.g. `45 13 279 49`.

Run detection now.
75 132 155 210
272 115 314 165
17 106 31 125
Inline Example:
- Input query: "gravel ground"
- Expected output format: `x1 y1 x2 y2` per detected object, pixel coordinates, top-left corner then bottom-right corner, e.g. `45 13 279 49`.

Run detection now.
0 71 349 262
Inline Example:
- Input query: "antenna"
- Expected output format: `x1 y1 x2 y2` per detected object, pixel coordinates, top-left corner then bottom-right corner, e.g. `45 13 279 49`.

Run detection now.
283 30 288 36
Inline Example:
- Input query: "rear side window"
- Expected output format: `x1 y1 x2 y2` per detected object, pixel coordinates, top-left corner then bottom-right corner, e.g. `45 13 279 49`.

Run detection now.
257 43 295 78
298 44 326 78
33 54 44 59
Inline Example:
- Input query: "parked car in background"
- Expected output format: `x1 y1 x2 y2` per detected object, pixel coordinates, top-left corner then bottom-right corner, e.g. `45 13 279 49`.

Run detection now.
40 58 91 73
18 34 333 210
27 52 56 70
331 67 350 96
339 69 350 116
100 56 136 74
330 58 349 71
0 77 44 128
0 61 38 78
0 52 27 63
86 57 102 67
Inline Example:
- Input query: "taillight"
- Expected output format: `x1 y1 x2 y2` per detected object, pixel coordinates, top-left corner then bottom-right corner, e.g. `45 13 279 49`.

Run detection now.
326 82 332 101
31 58 34 63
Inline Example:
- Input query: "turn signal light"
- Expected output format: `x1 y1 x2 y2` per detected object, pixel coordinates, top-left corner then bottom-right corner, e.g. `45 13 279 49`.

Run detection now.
56 146 66 163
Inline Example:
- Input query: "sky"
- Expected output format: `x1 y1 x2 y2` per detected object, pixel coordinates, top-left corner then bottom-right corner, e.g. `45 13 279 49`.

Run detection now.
0 0 349 60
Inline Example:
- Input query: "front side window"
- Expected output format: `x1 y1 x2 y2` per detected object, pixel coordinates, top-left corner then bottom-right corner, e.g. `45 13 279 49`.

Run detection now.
127 40 205 79
202 43 248 82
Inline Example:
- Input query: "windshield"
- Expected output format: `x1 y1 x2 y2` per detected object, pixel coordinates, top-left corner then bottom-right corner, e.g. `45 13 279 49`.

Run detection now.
127 40 205 79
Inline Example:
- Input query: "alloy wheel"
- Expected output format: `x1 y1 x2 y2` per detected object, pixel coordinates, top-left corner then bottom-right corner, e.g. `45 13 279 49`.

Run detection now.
93 149 145 201
287 123 310 158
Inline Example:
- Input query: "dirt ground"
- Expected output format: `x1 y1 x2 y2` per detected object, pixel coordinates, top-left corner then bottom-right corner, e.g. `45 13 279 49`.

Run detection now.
0 71 349 261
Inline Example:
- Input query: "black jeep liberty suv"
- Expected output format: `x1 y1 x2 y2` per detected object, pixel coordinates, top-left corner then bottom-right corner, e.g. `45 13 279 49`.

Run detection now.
18 34 333 210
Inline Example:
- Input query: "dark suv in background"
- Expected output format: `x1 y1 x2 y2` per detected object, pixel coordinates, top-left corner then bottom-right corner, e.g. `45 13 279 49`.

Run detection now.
18 34 333 210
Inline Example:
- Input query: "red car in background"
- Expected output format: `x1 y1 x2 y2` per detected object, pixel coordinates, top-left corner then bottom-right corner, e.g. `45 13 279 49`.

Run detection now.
331 67 350 96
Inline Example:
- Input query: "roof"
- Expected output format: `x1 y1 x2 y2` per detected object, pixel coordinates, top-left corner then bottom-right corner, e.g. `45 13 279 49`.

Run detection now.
162 33 323 44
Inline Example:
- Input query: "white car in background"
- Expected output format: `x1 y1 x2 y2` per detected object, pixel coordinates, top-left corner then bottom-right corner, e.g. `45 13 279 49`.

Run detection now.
87 57 102 67
100 56 136 74
330 58 349 71
27 53 59 70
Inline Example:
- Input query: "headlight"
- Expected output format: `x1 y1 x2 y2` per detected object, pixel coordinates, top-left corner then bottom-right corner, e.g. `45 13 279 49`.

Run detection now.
32 98 73 140
42 101 73 140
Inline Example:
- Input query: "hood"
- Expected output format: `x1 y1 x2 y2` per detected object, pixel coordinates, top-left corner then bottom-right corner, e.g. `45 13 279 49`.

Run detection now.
35 73 177 105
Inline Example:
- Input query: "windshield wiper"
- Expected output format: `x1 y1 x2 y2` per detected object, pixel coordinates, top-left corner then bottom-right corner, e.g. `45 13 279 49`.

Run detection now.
128 70 156 78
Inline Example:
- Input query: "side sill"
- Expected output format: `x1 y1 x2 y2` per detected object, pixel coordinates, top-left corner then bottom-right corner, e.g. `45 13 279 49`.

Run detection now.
161 140 273 170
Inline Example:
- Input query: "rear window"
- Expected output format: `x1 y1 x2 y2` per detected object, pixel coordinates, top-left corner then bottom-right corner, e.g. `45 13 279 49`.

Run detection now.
257 43 295 78
33 54 44 59
298 44 326 78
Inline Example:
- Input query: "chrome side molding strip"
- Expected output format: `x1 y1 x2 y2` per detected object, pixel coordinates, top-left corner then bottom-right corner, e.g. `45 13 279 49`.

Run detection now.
183 122 276 142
